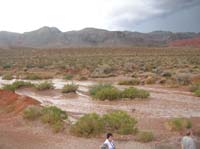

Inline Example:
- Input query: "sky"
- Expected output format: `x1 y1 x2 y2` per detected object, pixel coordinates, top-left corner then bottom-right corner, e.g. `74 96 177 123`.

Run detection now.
0 0 199 33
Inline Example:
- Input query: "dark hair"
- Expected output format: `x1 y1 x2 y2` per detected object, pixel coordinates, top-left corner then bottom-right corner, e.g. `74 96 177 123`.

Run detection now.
186 130 191 136
107 133 113 139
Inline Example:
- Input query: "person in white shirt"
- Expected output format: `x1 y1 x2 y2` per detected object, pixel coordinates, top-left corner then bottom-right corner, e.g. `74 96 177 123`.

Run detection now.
103 133 115 149
181 130 196 149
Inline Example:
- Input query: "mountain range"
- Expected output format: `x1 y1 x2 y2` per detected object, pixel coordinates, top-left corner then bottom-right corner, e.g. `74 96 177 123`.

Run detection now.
0 26 199 48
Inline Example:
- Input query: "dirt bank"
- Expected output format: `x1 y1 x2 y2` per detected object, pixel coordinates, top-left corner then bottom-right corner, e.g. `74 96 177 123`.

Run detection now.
0 90 39 119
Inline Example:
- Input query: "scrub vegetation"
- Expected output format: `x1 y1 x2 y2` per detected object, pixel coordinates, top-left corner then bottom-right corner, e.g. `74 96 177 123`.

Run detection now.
23 106 68 133
70 110 138 137
0 47 199 88
89 84 150 100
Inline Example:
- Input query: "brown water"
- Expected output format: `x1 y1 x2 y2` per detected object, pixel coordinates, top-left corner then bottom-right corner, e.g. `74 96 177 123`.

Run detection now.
1 77 200 118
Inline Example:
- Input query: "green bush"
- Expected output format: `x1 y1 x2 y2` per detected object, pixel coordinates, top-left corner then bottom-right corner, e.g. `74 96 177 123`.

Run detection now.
23 106 42 120
34 81 54 90
136 131 154 142
194 89 200 97
63 74 73 80
89 84 112 96
90 84 121 100
79 76 88 81
94 87 121 100
62 83 78 93
189 82 200 92
51 121 65 133
70 110 138 137
167 118 192 131
118 79 140 85
189 82 200 97
2 74 13 80
102 110 137 135
24 106 67 133
90 84 150 100
121 87 150 99
24 73 42 80
3 63 12 69
41 106 67 125
3 81 34 91
2 84 16 91
70 113 104 137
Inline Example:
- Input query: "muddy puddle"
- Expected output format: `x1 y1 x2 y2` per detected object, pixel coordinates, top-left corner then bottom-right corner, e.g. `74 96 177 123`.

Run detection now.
0 77 200 118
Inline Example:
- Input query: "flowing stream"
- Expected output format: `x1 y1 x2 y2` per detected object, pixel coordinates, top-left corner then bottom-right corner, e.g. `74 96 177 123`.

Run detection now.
0 77 200 118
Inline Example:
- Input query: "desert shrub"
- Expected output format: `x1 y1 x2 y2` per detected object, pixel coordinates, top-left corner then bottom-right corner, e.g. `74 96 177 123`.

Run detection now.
161 71 172 77
51 121 65 133
63 74 73 80
2 84 16 91
144 76 156 84
2 81 34 91
121 87 150 99
34 81 54 90
189 82 200 96
70 113 104 137
94 87 121 100
23 105 42 120
118 79 140 85
194 89 200 97
167 79 180 88
3 63 12 69
189 82 200 92
62 83 78 93
79 76 88 81
89 84 112 96
102 110 137 135
90 84 121 100
41 106 67 125
2 74 13 80
91 65 114 78
136 131 154 142
175 73 191 85
166 118 192 131
90 84 149 100
158 78 166 84
24 73 42 80
24 106 67 133
189 82 200 97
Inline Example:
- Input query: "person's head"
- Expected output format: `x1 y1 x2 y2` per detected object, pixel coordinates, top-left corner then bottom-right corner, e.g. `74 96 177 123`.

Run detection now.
186 130 192 136
106 133 113 141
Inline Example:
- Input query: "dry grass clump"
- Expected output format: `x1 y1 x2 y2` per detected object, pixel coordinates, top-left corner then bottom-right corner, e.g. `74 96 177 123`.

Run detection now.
165 118 192 132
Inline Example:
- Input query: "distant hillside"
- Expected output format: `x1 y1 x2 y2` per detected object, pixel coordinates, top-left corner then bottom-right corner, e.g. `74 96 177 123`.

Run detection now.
0 26 199 48
169 36 200 48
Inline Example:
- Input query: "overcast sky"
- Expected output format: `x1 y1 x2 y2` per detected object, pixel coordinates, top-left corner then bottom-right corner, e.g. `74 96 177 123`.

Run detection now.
0 0 199 33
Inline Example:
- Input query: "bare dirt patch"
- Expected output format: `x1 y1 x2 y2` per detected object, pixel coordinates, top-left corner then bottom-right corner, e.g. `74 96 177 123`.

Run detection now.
0 90 39 119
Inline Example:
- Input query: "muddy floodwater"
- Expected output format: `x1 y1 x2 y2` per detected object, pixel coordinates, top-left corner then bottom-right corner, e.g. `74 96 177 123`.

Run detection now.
0 77 200 118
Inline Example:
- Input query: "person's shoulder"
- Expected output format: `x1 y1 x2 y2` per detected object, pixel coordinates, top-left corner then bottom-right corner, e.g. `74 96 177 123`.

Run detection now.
182 136 190 139
182 136 194 142
104 139 109 144
182 136 186 140
181 136 189 143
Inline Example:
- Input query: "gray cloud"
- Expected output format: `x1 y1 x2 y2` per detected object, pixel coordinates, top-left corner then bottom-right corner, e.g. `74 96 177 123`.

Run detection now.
108 0 200 31
134 4 200 33
155 0 200 10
